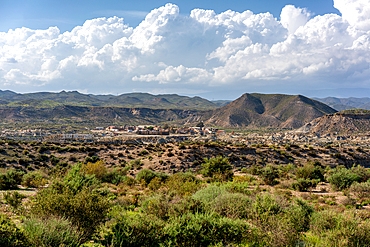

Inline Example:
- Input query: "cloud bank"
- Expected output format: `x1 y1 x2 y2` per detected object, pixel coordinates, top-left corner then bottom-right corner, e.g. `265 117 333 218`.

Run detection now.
1 0 370 98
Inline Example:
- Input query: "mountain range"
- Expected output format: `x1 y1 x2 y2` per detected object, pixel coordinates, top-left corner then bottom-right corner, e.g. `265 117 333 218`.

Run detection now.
0 90 339 129
314 97 370 111
0 90 218 110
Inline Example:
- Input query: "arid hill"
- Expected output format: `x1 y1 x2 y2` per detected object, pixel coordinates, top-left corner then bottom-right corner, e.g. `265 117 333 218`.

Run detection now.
296 109 370 135
191 93 337 128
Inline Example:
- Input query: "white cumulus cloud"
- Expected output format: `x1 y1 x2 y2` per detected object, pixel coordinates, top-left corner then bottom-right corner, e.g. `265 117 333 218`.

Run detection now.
0 1 370 97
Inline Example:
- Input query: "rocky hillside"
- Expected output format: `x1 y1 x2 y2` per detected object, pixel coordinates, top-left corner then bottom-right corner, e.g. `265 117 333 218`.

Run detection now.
295 109 370 135
192 93 337 128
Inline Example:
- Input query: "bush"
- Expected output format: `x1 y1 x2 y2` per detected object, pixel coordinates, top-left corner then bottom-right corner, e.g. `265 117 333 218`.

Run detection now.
163 212 257 246
3 191 26 210
291 178 320 192
23 216 82 247
142 193 205 221
192 184 227 204
82 160 107 180
0 213 27 247
201 156 233 181
0 170 24 190
103 212 165 247
62 163 100 193
22 171 48 188
130 159 143 169
247 163 263 175
296 163 325 181
85 156 100 163
164 172 202 196
328 167 361 191
304 210 370 246
350 181 370 199
136 169 156 185
209 192 252 219
136 169 168 186
31 188 110 241
102 168 127 185
260 165 280 185
287 199 314 232
252 194 284 220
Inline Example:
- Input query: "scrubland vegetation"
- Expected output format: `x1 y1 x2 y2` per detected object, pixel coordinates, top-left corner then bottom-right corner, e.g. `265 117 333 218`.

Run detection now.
0 139 370 246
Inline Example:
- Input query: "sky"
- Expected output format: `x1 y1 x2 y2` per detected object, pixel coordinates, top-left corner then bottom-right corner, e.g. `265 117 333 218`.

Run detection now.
0 0 369 100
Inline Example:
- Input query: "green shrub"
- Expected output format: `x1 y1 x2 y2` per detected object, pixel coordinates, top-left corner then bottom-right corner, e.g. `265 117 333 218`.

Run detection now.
252 194 284 220
165 172 202 196
292 178 320 192
304 210 370 246
0 213 27 247
102 168 127 185
328 167 361 191
23 216 82 247
62 163 101 193
85 156 100 163
287 199 314 232
192 184 227 204
201 156 233 181
136 169 157 185
351 165 370 182
103 212 165 247
247 163 263 175
163 212 257 246
0 170 24 190
3 191 26 210
222 178 252 194
49 155 60 165
130 159 143 169
260 165 280 185
136 169 168 186
142 193 205 221
138 150 149 156
210 192 252 219
350 181 370 199
22 171 48 188
31 187 110 241
296 163 325 181
37 145 48 153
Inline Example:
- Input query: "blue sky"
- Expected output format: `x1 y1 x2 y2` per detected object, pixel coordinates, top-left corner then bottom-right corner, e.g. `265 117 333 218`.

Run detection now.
0 0 340 32
0 0 369 99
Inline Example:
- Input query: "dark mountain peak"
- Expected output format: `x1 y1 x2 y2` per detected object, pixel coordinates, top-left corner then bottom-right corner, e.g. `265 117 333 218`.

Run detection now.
0 90 17 96
231 93 264 114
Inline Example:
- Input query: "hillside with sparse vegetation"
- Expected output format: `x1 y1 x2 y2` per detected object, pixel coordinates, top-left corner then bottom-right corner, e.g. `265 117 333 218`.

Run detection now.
0 139 370 246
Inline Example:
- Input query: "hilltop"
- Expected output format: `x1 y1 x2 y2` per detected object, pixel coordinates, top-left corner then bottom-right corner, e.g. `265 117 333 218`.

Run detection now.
191 93 336 129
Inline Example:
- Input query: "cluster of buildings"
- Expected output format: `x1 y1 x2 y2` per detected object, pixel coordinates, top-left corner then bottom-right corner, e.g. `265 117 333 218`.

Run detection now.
0 128 48 138
95 125 226 136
